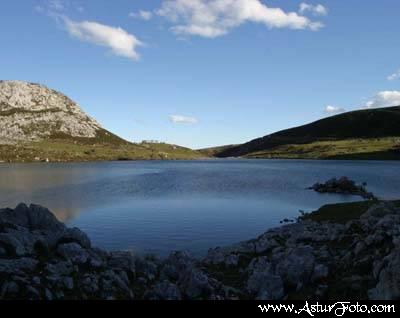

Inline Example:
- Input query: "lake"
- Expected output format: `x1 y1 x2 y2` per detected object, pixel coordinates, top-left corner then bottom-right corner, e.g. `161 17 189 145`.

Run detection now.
1 159 400 256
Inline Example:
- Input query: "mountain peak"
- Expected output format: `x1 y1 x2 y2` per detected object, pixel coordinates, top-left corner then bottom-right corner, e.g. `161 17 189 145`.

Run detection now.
0 80 102 144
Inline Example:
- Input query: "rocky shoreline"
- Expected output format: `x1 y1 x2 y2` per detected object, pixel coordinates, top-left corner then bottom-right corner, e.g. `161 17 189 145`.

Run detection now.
1 202 400 300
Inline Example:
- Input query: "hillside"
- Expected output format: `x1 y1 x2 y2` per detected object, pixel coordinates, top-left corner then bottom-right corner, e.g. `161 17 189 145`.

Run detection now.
197 144 238 157
0 81 202 162
215 106 400 159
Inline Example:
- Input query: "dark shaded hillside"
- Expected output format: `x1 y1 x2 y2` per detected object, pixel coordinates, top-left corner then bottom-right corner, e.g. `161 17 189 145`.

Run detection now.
216 106 400 157
197 144 238 157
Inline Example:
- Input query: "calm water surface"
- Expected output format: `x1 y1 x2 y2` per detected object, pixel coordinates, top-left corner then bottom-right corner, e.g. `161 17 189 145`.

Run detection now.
1 159 399 256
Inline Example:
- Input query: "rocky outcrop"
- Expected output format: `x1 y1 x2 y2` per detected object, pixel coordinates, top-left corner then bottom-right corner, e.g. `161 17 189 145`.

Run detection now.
0 204 230 300
1 202 400 300
309 177 376 200
0 81 102 144
204 201 400 300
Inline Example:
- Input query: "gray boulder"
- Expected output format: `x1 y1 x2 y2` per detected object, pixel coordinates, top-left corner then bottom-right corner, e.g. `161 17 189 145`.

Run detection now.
58 227 91 249
311 264 329 283
369 249 400 300
248 272 284 300
178 269 214 299
203 248 240 267
0 257 39 274
45 260 74 276
146 281 182 300
56 243 89 265
246 257 284 300
275 245 315 290
0 233 27 256
108 251 136 274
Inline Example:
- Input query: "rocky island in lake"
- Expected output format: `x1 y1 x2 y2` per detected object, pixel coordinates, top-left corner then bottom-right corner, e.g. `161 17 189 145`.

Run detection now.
1 200 400 300
308 177 377 200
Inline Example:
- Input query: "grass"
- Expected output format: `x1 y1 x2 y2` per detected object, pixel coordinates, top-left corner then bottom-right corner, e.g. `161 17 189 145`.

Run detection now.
0 136 204 163
244 137 400 160
301 200 400 224
4 137 399 162
0 107 61 116
215 106 400 158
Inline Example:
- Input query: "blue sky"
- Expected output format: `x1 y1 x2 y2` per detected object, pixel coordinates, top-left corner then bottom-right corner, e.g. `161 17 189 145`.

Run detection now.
1 0 400 148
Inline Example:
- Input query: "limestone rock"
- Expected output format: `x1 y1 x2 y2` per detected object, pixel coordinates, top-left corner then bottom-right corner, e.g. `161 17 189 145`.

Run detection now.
0 81 102 144
369 249 400 300
2 201 400 300
56 243 89 265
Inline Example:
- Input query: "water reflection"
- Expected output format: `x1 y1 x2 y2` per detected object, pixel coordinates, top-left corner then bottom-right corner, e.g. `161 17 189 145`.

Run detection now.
1 160 400 256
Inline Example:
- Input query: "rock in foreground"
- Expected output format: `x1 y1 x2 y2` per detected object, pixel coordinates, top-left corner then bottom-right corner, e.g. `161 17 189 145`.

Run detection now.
0 204 227 300
1 202 400 300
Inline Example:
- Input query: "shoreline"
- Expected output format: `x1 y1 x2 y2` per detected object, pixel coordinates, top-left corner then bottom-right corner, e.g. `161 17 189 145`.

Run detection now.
2 157 400 165
1 200 400 300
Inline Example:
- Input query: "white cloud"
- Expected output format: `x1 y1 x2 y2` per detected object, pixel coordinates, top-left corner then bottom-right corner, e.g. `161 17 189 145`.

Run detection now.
157 0 325 38
169 115 198 124
129 10 153 21
299 3 328 16
364 91 400 109
324 105 346 115
64 18 144 60
387 69 400 81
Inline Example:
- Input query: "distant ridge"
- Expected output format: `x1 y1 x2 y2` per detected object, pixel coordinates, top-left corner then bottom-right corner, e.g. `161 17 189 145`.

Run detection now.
213 106 400 159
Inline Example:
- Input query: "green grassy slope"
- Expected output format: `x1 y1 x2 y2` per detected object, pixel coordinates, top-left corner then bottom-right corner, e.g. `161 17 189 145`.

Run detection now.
215 106 400 159
245 138 400 160
302 200 400 224
0 130 204 163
